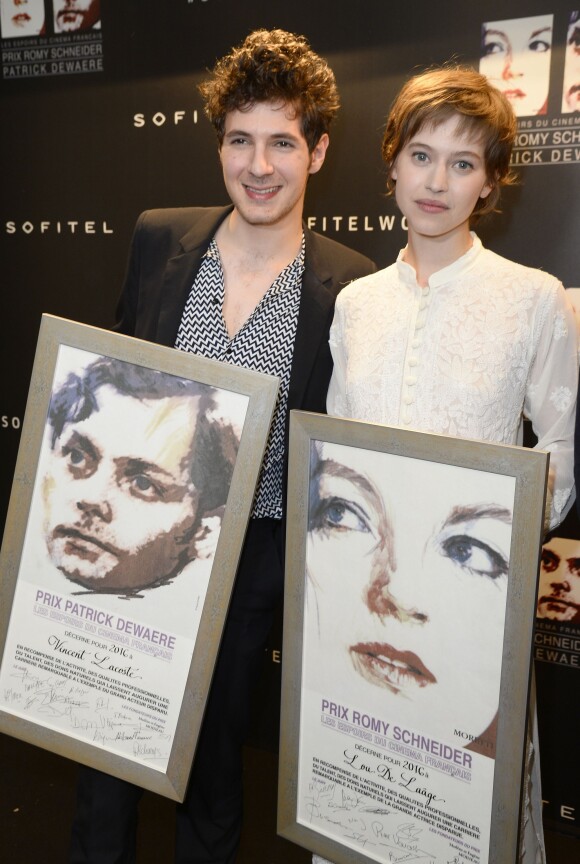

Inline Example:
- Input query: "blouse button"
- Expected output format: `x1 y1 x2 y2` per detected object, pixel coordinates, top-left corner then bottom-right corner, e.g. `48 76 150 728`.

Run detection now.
408 357 419 367
411 338 421 349
403 393 414 405
405 375 417 386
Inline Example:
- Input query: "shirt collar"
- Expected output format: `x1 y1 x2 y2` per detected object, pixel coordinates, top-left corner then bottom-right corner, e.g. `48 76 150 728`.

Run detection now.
396 232 483 288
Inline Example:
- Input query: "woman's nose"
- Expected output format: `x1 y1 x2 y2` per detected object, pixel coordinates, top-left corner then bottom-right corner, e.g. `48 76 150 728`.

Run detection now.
365 553 428 624
426 161 448 193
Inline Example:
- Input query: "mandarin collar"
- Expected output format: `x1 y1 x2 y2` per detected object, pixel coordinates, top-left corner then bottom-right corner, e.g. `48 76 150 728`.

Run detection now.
396 233 483 289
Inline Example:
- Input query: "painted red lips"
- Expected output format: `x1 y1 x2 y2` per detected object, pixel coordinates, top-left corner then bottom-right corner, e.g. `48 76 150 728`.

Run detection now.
350 642 437 692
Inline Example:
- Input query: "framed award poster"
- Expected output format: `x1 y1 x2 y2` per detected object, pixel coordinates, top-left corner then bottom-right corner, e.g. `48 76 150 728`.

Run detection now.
0 314 279 801
279 410 549 864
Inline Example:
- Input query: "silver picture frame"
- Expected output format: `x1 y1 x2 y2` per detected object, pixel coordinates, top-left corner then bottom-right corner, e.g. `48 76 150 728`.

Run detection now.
279 410 549 863
0 314 279 801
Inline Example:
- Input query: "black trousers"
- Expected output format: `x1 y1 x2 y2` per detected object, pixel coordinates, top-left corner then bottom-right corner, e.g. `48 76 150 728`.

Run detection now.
69 518 285 864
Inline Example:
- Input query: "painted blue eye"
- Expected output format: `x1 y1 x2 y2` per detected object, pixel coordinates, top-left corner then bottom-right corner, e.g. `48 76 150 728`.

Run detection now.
311 497 370 534
68 447 85 466
133 475 153 492
124 472 165 501
61 442 96 478
442 535 508 579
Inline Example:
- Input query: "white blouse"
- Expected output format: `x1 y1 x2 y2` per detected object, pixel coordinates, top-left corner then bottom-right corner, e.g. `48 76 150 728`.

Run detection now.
328 235 578 529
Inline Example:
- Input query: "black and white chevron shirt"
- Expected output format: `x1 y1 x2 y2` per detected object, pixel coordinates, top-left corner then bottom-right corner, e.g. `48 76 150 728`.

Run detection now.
174 236 304 519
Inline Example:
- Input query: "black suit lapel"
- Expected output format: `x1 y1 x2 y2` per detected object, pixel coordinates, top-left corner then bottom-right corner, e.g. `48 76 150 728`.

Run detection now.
156 249 207 346
288 230 335 411
156 207 232 346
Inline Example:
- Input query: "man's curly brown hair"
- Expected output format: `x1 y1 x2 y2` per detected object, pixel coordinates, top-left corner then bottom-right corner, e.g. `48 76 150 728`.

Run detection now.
199 29 339 152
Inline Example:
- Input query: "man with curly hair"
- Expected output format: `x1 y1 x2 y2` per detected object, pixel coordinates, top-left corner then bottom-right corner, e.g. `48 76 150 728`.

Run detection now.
43 356 236 594
69 28 375 864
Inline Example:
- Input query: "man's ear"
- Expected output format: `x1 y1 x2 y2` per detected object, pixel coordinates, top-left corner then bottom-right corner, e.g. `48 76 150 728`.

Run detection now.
191 511 223 561
309 133 330 175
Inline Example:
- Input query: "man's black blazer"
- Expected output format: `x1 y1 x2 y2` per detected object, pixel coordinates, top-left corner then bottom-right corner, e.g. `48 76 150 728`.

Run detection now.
115 206 376 419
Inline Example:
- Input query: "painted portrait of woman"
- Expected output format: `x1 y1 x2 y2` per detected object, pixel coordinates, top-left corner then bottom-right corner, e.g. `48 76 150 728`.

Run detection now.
479 14 553 117
304 440 516 758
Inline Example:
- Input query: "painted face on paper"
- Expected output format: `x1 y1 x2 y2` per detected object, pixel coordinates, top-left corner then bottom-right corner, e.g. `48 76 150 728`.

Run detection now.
305 442 514 748
0 0 44 37
391 114 492 252
480 14 553 117
220 100 328 232
537 538 580 623
43 385 202 593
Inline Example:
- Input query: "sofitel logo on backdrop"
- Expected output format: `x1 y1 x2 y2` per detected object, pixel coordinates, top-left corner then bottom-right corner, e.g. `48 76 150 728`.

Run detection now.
306 215 408 233
1 415 20 430
133 111 199 128
5 220 114 235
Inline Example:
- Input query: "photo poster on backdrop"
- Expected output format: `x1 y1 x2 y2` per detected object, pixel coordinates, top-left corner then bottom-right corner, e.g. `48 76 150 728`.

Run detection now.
534 535 580 835
477 10 580 168
279 412 549 864
1 0 103 79
0 315 279 799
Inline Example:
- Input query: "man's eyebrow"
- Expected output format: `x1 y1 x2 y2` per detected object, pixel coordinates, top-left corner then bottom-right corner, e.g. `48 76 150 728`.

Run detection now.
117 457 173 479
61 430 100 461
224 128 301 142
443 504 513 528
223 128 251 138
269 131 301 141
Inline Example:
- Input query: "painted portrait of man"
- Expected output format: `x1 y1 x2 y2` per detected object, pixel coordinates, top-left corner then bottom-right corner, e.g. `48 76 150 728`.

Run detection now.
41 354 239 595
